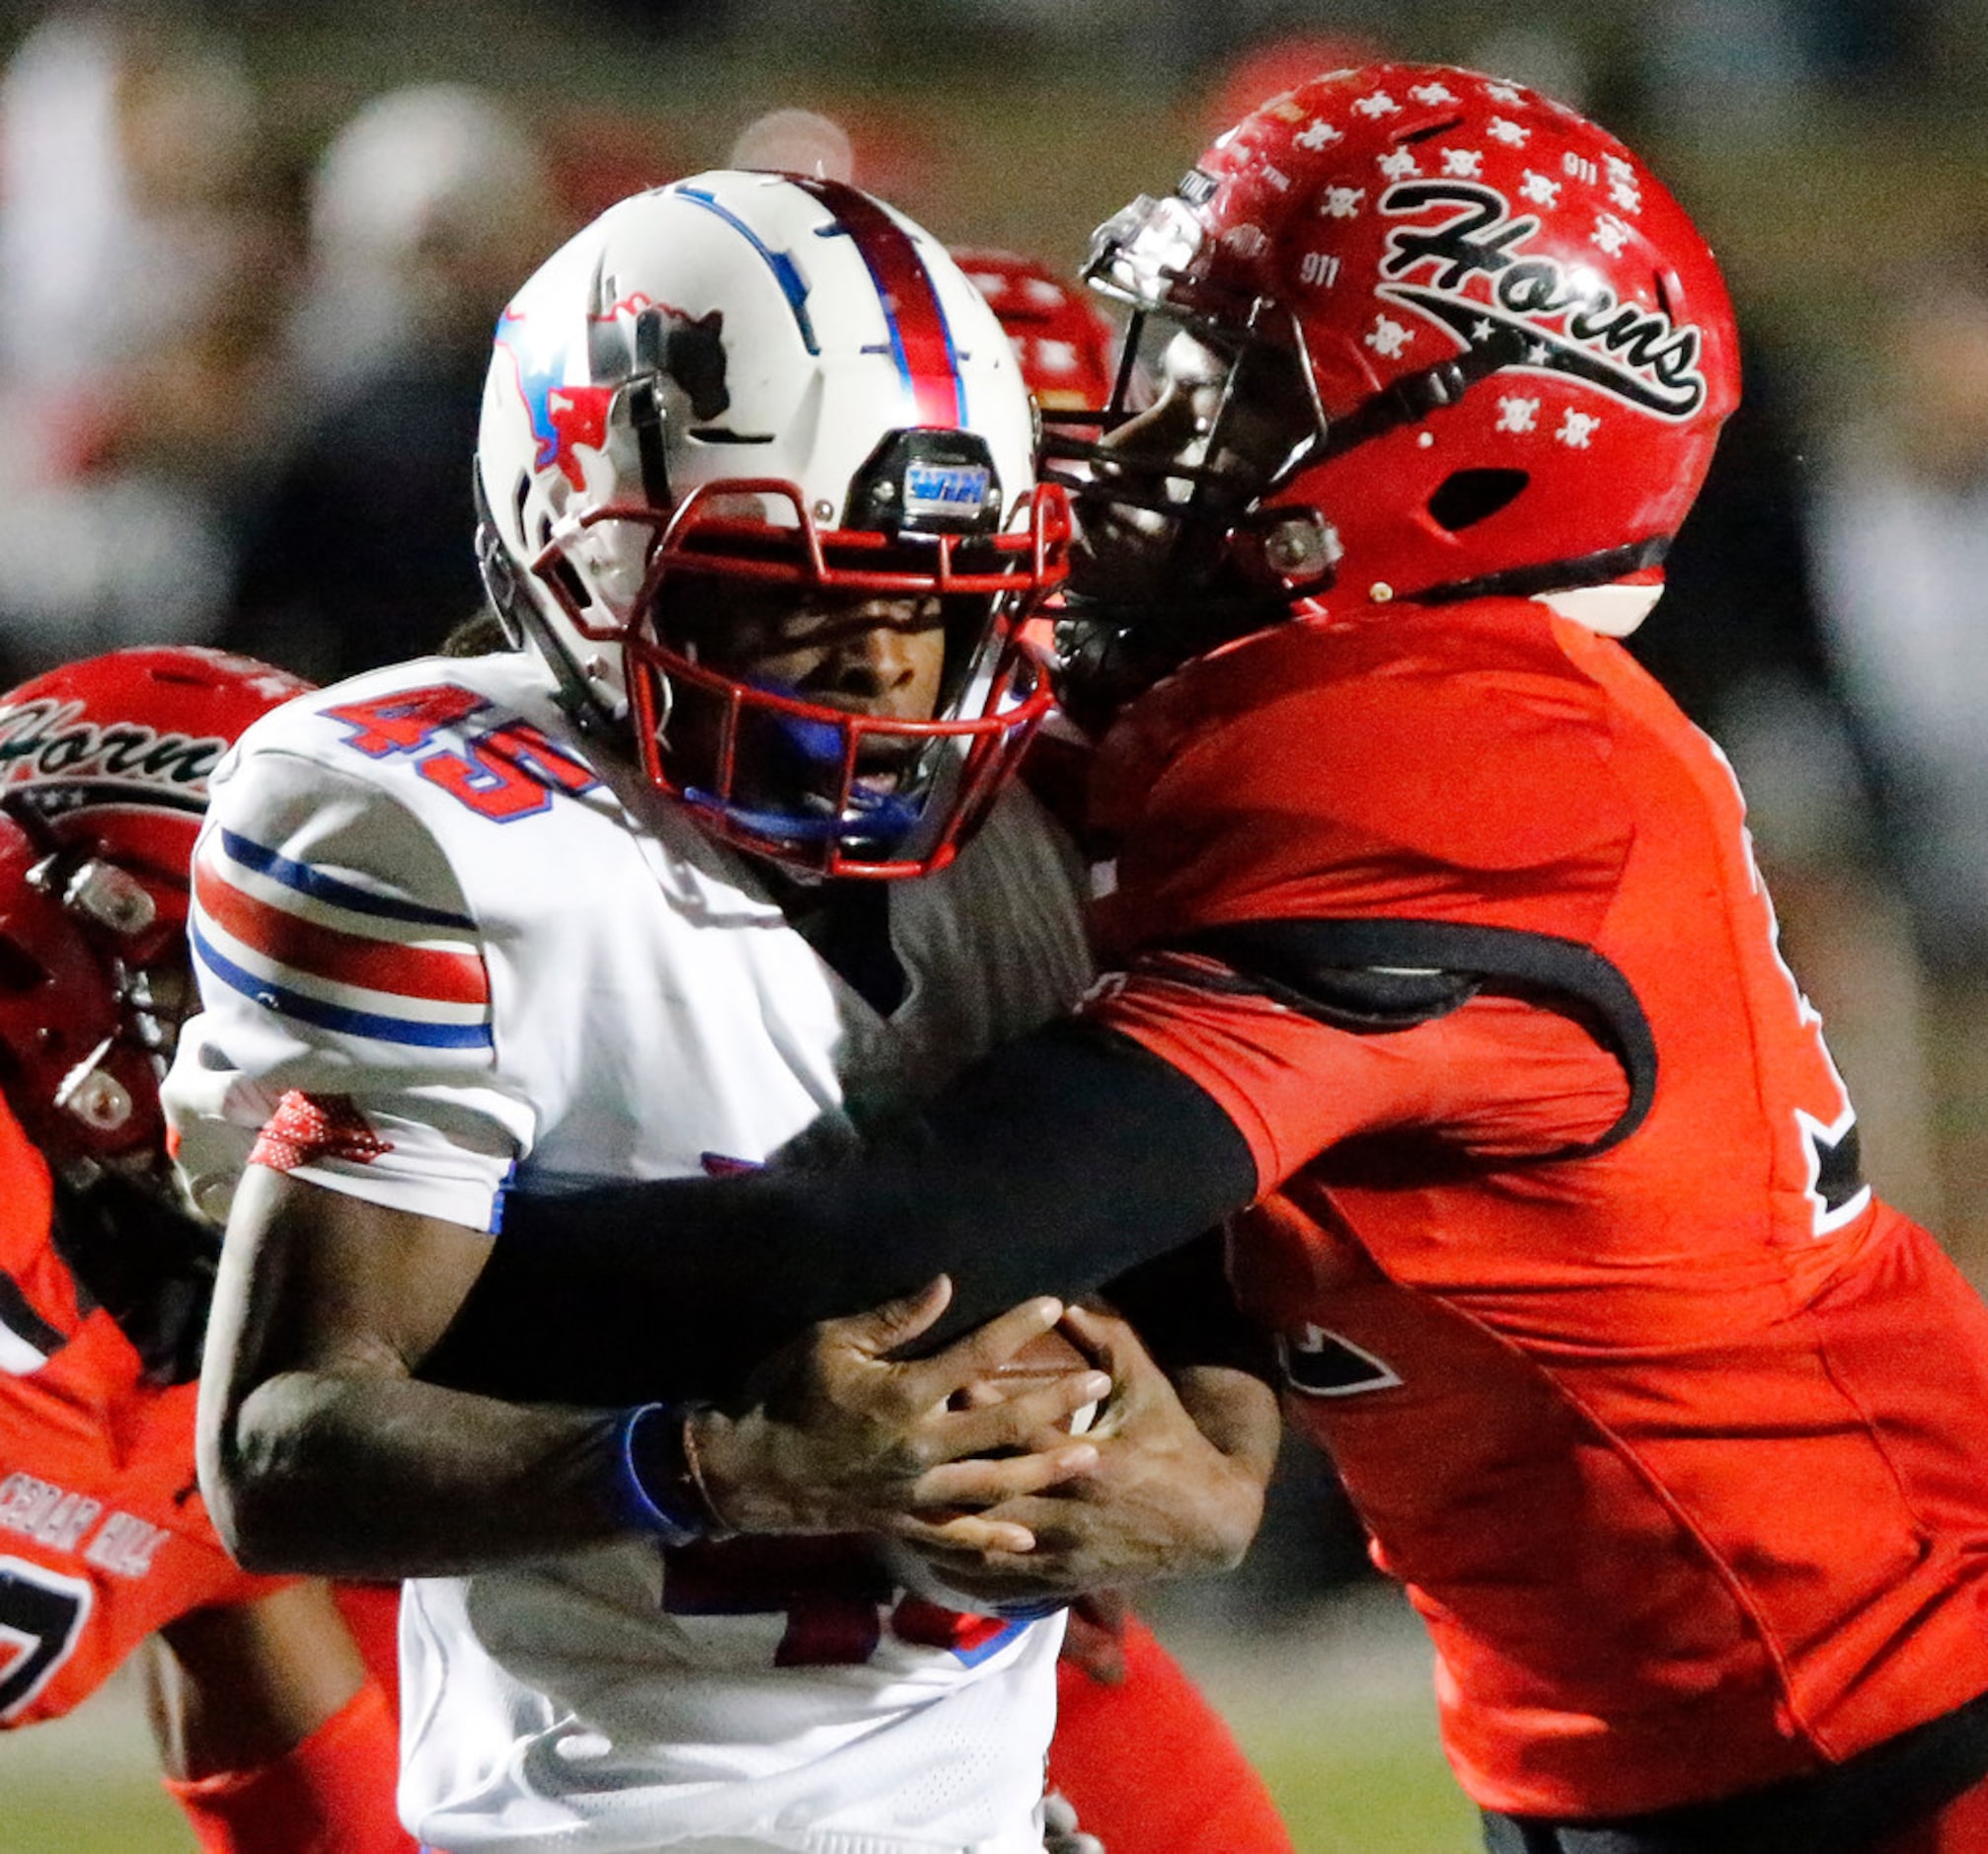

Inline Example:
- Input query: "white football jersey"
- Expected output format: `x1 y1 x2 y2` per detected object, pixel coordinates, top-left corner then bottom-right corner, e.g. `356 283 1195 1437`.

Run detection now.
164 651 1095 1854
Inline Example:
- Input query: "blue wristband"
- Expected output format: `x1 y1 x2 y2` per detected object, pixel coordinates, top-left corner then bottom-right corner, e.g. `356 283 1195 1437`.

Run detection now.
611 1403 726 1546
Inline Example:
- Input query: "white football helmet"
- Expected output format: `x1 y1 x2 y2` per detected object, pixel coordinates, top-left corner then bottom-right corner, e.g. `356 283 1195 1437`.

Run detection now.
474 171 1070 878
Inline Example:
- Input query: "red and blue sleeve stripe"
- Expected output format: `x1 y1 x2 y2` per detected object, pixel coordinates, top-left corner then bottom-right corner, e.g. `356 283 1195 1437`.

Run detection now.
190 828 494 1052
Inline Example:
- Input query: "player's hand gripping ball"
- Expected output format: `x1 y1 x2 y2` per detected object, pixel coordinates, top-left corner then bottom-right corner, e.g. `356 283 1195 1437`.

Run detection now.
955 1320 1103 1435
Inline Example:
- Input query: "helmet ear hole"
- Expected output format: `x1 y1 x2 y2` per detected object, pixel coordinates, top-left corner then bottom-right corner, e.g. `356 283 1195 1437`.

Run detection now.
0 936 47 993
548 557 591 613
1428 468 1529 533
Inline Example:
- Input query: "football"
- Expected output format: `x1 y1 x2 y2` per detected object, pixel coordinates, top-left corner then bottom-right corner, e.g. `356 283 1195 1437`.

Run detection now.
959 1324 1101 1434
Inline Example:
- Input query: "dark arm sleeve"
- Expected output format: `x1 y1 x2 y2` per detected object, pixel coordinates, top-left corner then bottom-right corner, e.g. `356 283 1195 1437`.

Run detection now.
1095 1230 1275 1381
424 1017 1258 1407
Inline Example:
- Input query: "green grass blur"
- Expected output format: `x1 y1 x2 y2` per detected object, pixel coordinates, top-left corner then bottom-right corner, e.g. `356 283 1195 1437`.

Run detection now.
1164 1593 1482 1854
0 1687 192 1853
1251 1712 1480 1853
0 1776 190 1853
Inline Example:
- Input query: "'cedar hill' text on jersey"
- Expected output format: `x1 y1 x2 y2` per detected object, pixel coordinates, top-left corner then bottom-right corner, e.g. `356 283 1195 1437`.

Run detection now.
165 652 1094 1854
0 1094 283 1726
1082 596 1988 1819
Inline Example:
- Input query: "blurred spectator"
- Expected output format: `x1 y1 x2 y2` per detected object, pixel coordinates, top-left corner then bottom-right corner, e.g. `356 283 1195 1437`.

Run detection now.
728 106 855 180
221 84 561 683
0 10 260 395
1807 261 1988 1274
1646 334 1946 1233
0 10 289 685
1196 31 1384 144
726 101 941 215
287 82 556 394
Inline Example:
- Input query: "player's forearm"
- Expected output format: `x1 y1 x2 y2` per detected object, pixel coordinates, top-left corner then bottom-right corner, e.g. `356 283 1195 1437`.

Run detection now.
212 1309 1104 1578
197 1168 640 1577
438 1019 1259 1406
210 1367 631 1578
150 1584 369 1779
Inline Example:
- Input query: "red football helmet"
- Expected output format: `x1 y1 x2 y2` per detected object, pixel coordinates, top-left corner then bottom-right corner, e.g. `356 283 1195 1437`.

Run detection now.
0 647 309 1182
952 248 1118 413
1063 62 1740 711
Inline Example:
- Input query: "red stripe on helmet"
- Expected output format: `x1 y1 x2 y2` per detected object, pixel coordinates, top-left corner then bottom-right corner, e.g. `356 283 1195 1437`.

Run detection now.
794 177 963 426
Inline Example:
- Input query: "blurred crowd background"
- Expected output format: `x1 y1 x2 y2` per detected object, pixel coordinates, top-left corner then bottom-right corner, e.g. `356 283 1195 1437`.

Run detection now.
3 0 1988 1626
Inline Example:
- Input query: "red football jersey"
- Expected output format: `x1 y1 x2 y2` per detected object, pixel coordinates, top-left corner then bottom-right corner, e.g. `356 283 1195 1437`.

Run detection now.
1049 1611 1296 1854
0 1094 283 1726
1082 597 1988 1818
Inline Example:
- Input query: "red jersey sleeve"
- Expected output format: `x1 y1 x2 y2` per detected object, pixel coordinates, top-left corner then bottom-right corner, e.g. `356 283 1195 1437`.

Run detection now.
0 1099 290 1728
1086 603 1635 956
1080 606 1642 1189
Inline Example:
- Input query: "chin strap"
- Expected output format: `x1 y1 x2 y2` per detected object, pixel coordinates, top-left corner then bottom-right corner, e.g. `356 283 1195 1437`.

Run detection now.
470 474 528 650
1053 583 1293 734
472 501 619 741
1316 324 1534 462
1409 535 1671 607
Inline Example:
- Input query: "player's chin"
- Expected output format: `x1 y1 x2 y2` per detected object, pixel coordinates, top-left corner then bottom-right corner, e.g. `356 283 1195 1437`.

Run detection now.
1068 505 1177 603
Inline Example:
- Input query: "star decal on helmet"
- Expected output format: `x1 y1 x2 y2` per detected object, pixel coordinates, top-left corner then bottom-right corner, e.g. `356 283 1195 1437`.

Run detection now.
494 303 616 491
